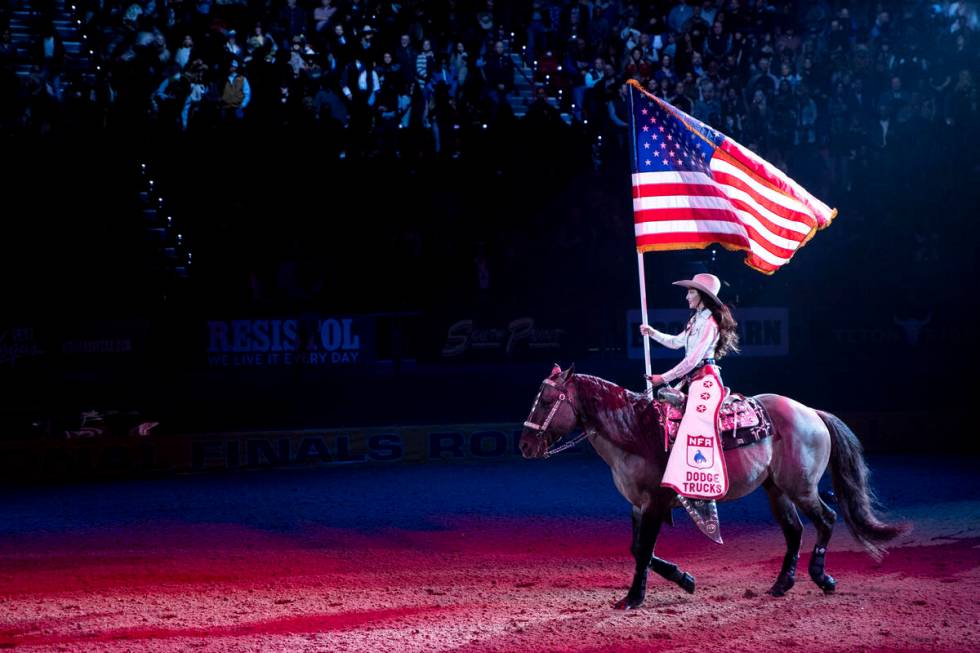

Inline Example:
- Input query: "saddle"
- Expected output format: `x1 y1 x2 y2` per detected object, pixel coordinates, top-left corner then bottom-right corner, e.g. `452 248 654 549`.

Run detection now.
657 388 773 451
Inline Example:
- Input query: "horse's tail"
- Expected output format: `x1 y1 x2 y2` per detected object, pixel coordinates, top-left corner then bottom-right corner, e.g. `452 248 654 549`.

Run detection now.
817 410 910 562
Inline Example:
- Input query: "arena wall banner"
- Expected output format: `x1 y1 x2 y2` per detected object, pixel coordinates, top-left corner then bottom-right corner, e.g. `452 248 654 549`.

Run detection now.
185 423 546 471
0 411 936 481
0 324 46 369
0 423 574 479
436 316 569 362
205 316 375 368
0 320 148 372
806 306 960 353
627 308 789 360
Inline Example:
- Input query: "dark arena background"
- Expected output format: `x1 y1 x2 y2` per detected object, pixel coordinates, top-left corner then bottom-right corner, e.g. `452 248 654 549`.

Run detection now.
2 1 980 651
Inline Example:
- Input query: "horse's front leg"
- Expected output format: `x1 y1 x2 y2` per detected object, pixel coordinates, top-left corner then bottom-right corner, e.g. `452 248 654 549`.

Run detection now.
649 553 696 594
614 505 661 610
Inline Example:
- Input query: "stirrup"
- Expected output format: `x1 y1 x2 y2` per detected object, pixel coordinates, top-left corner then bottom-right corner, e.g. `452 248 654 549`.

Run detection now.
678 496 723 544
657 385 686 407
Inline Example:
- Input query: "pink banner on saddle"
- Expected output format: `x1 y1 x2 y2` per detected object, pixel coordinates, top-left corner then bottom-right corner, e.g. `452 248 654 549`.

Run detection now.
660 367 729 500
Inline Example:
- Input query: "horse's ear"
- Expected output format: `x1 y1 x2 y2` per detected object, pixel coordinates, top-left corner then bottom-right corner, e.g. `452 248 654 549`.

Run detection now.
559 363 575 382
550 363 562 378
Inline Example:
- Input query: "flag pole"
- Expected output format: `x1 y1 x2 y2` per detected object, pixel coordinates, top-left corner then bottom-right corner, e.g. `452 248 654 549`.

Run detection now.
626 80 654 393
637 250 653 392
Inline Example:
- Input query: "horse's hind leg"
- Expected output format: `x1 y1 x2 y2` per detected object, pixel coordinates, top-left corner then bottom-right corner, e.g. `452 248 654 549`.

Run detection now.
764 479 803 597
794 491 838 593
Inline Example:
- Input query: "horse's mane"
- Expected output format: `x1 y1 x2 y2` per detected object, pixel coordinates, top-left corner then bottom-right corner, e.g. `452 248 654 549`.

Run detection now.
574 374 666 457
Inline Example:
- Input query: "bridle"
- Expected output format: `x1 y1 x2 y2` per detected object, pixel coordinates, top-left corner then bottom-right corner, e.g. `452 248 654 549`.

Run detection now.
523 377 591 458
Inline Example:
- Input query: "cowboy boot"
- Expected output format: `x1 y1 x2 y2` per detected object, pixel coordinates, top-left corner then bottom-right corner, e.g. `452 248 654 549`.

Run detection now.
678 496 723 544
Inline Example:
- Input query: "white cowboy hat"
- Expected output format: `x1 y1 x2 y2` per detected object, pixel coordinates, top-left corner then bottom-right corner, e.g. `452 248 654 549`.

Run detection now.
672 272 723 307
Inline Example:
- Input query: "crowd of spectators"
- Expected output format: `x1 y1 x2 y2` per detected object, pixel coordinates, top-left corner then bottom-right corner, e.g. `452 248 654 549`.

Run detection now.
2 0 978 311
1 2 975 160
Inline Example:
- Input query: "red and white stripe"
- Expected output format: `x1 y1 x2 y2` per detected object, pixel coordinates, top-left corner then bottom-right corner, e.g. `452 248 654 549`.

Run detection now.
633 141 836 274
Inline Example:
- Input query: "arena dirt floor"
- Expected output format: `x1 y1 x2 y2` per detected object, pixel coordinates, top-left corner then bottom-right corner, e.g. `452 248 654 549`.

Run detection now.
1 453 977 652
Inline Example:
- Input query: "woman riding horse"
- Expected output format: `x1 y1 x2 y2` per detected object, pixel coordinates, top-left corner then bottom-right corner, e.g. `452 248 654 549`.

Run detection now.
519 362 907 609
639 272 739 541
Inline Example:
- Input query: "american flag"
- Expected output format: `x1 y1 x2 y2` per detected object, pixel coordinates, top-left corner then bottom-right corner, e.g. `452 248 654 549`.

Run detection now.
627 80 836 274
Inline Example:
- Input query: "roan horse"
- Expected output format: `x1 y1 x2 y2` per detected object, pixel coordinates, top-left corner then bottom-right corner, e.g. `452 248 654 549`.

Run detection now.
519 364 908 610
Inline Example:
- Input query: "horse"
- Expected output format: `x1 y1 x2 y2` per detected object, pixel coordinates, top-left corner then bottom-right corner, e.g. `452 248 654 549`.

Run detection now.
519 364 908 610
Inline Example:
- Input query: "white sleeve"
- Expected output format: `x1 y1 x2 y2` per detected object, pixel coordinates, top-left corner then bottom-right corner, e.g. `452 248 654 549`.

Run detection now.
660 317 718 384
647 328 685 350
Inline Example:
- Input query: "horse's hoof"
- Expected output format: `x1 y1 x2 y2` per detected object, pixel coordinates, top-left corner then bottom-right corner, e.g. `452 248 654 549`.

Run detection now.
767 577 794 597
613 595 644 610
677 572 696 594
817 574 836 594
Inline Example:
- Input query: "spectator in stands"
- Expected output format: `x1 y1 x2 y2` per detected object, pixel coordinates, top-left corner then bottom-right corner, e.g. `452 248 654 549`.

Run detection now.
376 50 399 91
870 104 891 149
288 37 310 77
449 42 469 97
668 1 694 34
174 35 194 69
429 55 453 93
415 38 435 83
669 80 693 113
395 33 416 86
603 81 630 157
225 30 242 61
948 69 978 128
776 62 800 90
483 40 513 112
245 23 276 64
625 47 652 85
705 20 730 58
221 59 250 120
525 2 548 63
356 24 375 58
655 53 678 87
152 67 186 128
747 56 778 99
693 81 720 125
35 21 65 72
313 76 347 126
278 0 308 43
182 58 208 130
637 32 659 64
620 16 641 55
313 0 337 35
683 5 710 50
745 87 770 147
526 84 560 126
879 75 908 115
572 55 600 121
700 0 719 27
331 23 350 64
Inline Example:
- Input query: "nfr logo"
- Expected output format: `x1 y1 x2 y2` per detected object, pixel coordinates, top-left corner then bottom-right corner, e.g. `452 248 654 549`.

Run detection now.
687 434 714 469
687 435 712 448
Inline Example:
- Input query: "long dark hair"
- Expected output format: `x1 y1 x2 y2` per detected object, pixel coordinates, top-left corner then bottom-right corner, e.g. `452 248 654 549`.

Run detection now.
699 291 740 359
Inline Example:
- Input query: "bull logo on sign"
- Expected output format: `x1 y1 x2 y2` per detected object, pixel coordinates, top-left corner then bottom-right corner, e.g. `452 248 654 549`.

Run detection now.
686 434 713 469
